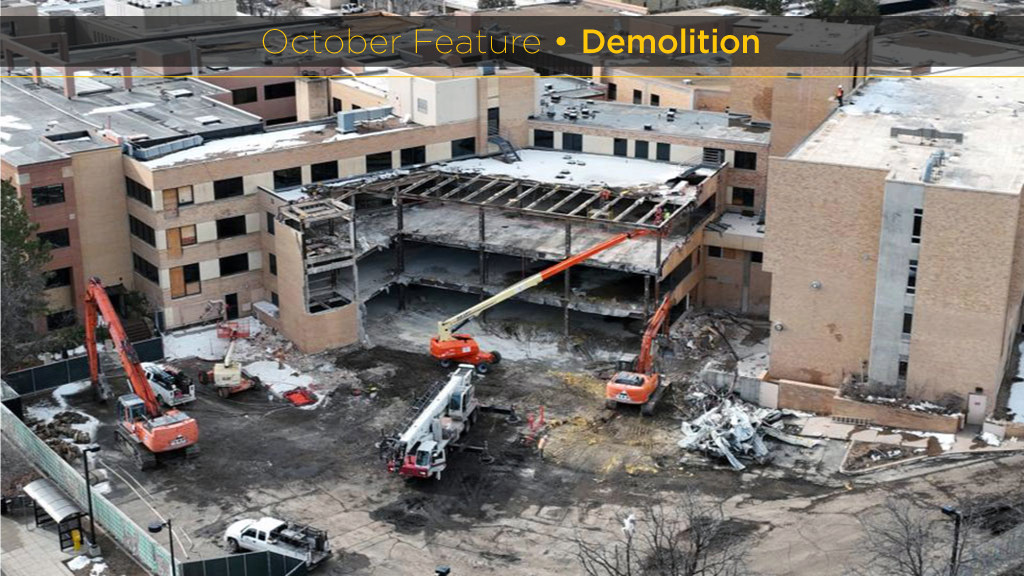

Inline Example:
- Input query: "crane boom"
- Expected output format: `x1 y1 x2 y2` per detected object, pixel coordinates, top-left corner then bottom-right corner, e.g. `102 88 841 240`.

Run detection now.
436 229 653 341
637 296 672 375
84 277 162 418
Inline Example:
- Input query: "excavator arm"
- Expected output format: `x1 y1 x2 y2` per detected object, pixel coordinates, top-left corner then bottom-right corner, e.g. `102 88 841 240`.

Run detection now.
84 277 162 418
636 295 673 376
436 229 654 342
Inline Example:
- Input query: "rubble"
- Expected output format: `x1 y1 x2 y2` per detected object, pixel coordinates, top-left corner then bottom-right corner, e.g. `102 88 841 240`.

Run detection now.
678 398 819 470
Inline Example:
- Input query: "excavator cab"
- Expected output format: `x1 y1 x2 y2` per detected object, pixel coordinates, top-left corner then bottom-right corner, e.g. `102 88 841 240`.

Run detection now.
615 354 639 373
118 394 148 427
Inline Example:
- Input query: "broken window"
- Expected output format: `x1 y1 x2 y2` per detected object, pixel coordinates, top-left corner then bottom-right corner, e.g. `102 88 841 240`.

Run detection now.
216 215 247 239
635 140 649 159
902 312 914 336
534 130 554 149
266 212 276 235
751 251 764 264
31 183 66 207
400 146 426 167
133 253 158 284
45 267 72 288
451 137 476 158
366 151 393 172
633 89 642 104
613 138 628 157
562 133 583 152
219 253 250 277
264 81 295 100
907 260 918 294
46 310 76 331
231 87 257 105
731 187 755 207
273 167 302 189
656 142 671 161
38 228 71 249
650 93 660 106
311 161 339 182
911 208 923 244
708 246 723 258
269 253 277 276
214 177 244 200
125 177 152 207
128 216 155 247
735 151 757 170
170 263 201 298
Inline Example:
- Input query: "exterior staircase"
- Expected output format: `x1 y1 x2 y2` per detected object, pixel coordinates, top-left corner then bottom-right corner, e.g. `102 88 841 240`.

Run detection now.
488 134 521 163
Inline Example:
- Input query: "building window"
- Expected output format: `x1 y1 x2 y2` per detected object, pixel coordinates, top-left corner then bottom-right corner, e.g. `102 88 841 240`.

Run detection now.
176 185 194 206
128 216 156 247
607 83 617 100
46 310 76 331
273 167 302 189
269 253 277 276
264 81 296 100
271 292 279 307
534 130 554 149
907 260 918 294
38 228 71 249
562 133 583 152
332 98 342 113
31 184 66 207
751 251 764 264
708 246 723 258
911 208 923 244
45 267 72 288
656 142 671 161
632 89 642 104
179 224 197 246
417 98 429 113
311 161 339 182
703 148 725 165
635 140 649 159
216 215 247 239
400 146 426 167
231 87 258 105
731 187 755 207
613 138 628 157
219 253 250 277
451 137 476 158
902 312 914 336
125 177 152 207
898 357 909 381
366 151 392 172
214 177 244 200
132 253 159 284
735 151 758 170
351 104 361 111
266 212 276 235
170 263 201 299
650 93 660 106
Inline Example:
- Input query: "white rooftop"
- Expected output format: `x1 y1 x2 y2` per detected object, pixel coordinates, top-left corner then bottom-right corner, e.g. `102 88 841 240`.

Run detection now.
790 68 1024 194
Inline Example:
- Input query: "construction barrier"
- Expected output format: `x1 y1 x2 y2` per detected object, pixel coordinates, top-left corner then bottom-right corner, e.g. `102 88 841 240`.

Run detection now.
180 551 307 576
1 403 175 576
3 337 164 396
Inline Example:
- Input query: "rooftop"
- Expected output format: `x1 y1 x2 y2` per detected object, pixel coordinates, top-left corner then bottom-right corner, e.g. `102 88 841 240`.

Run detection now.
873 30 1024 69
735 17 872 55
531 100 771 146
790 68 1024 194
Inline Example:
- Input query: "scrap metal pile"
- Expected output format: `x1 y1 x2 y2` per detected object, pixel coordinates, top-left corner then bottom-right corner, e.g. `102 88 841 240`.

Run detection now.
678 398 820 470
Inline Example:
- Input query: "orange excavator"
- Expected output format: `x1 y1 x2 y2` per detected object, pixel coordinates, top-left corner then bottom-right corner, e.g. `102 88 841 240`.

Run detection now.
430 229 653 373
605 295 672 416
85 278 199 470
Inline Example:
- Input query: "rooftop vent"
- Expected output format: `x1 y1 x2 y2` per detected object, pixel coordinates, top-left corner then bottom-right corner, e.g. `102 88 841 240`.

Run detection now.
890 126 963 144
922 149 945 183
165 88 193 98
336 106 393 134
196 115 221 125
643 124 653 131
46 130 90 142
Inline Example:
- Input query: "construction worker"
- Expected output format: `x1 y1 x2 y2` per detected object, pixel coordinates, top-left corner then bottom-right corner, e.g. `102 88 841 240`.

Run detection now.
836 84 845 107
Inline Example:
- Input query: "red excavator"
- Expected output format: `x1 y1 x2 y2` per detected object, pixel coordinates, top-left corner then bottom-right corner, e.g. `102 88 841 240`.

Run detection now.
605 295 672 416
429 229 654 373
85 278 199 470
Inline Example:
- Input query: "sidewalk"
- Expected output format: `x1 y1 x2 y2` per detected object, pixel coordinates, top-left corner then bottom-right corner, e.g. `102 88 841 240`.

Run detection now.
1 514 75 576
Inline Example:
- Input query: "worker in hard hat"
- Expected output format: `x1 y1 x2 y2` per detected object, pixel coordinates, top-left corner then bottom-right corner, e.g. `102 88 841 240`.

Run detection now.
836 84 845 107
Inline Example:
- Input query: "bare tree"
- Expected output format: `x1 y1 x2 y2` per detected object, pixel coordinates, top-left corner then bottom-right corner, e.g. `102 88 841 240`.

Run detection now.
851 491 1024 576
575 490 748 576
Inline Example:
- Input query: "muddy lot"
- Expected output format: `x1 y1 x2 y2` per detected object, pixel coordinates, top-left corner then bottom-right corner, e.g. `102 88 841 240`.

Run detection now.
14 293 1024 575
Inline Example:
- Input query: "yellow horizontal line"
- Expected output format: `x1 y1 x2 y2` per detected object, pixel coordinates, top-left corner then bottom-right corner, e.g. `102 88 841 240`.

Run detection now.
1 75 1021 79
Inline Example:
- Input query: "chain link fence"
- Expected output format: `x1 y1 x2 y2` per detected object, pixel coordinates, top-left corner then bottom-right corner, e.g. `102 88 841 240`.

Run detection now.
1 403 175 576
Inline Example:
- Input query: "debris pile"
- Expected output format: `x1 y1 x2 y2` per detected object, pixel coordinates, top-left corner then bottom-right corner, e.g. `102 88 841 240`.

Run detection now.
678 399 819 470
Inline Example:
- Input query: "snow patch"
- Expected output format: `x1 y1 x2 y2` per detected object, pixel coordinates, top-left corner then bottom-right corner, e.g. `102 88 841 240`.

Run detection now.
85 103 155 115
68 556 91 571
1007 341 1024 423
92 481 112 495
243 360 319 406
142 126 329 168
979 432 1001 447
163 319 264 361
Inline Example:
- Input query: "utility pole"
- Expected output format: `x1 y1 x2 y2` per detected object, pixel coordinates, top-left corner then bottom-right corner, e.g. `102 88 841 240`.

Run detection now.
941 505 963 576
81 446 101 557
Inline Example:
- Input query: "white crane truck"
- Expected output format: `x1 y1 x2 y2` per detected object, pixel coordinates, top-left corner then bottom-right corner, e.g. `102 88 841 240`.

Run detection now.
380 364 481 480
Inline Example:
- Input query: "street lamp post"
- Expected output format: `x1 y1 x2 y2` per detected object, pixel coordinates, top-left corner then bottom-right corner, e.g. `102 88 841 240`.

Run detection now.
941 505 963 576
148 519 176 576
81 446 101 557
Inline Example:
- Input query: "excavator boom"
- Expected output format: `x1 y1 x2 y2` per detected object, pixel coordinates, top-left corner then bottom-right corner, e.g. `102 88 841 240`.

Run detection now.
85 278 162 418
636 296 673 375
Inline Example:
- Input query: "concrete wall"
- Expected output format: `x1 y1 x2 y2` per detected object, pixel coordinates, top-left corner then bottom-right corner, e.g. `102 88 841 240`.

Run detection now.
776 379 837 414
832 396 961 434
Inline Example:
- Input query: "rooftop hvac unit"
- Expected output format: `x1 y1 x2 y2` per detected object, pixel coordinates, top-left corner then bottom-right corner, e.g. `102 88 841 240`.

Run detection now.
129 134 203 160
643 124 653 131
337 106 393 134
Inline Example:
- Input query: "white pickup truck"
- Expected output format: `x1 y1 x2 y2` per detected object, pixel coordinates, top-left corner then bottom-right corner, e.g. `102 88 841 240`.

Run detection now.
142 363 195 407
224 517 331 567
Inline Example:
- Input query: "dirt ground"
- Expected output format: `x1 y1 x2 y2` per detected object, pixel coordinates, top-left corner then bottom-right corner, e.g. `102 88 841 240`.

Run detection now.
12 290 1024 575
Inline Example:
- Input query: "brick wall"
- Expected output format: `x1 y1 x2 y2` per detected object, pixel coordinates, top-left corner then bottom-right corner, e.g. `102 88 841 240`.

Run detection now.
776 379 837 414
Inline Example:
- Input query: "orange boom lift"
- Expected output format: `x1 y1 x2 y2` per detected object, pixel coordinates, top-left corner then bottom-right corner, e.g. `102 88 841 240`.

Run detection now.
85 278 199 470
605 295 672 416
430 229 653 373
